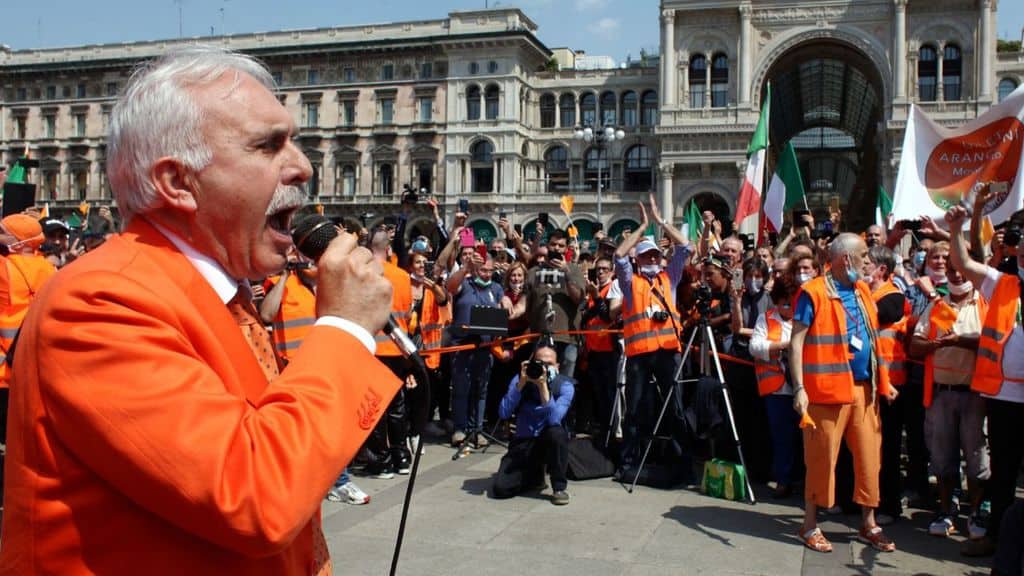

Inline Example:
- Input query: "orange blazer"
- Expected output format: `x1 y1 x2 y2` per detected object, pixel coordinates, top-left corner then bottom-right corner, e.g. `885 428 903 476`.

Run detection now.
0 219 402 575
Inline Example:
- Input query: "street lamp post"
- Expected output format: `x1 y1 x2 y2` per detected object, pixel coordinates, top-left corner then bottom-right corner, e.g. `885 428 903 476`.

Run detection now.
574 125 625 221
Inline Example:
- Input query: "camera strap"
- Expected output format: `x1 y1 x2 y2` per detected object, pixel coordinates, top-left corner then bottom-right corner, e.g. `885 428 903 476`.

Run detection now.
649 280 684 342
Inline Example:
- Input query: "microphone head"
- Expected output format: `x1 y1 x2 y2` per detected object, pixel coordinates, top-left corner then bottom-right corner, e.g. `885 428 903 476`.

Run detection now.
291 214 338 261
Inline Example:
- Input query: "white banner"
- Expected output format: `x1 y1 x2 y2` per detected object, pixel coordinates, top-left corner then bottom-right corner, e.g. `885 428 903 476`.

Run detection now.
893 84 1024 226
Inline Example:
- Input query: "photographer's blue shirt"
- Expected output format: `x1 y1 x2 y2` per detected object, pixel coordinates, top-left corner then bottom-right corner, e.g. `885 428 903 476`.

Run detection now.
794 280 871 381
499 374 575 439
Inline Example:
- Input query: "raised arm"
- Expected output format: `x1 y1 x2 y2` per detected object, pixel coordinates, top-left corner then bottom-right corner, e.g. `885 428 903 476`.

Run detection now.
614 202 650 260
945 205 988 289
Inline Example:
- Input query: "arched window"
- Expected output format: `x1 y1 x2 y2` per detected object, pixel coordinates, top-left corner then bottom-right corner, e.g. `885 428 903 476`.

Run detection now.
600 91 617 126
559 93 576 128
485 84 500 120
689 55 707 108
341 165 356 196
624 145 653 192
470 140 494 193
999 78 1019 103
544 145 569 193
918 46 938 102
466 85 481 120
711 53 729 108
580 92 597 127
943 44 962 102
641 90 658 125
583 147 609 192
540 93 556 128
621 91 638 126
378 164 393 196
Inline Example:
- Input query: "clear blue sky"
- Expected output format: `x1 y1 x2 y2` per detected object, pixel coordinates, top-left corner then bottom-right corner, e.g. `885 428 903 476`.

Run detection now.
0 1 1021 64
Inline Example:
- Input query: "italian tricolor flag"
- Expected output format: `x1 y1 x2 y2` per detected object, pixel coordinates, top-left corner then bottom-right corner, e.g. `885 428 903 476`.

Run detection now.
764 141 806 232
735 85 770 232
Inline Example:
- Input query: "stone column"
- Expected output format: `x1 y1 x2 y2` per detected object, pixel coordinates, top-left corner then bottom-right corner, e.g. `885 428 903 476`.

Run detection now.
739 2 753 106
705 54 712 109
893 0 907 100
936 43 944 102
659 162 674 222
680 52 690 109
979 0 994 101
661 9 677 107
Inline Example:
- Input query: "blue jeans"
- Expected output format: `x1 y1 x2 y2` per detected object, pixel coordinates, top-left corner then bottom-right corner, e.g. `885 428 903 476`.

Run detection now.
333 467 351 488
452 348 493 433
763 394 800 486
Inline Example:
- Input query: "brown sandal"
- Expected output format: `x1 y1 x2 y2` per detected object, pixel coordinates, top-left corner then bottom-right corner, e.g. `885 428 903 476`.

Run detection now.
800 527 833 553
858 525 895 552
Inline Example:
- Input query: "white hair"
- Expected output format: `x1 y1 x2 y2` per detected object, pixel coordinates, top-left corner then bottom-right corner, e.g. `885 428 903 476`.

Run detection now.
828 232 863 261
107 46 275 225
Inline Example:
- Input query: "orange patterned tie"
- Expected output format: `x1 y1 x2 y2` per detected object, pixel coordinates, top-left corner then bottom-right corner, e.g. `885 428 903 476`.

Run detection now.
226 288 332 575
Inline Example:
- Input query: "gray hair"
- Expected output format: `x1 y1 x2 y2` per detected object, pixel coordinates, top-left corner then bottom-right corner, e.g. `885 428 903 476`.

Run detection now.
107 46 275 225
828 232 863 261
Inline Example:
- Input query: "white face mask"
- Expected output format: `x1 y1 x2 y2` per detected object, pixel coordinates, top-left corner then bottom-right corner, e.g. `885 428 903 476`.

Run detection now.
640 264 661 276
797 272 812 285
925 266 947 285
510 282 524 292
948 280 973 296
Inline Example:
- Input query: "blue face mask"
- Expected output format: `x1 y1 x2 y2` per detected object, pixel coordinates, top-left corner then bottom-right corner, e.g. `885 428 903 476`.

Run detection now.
846 256 860 283
913 251 926 269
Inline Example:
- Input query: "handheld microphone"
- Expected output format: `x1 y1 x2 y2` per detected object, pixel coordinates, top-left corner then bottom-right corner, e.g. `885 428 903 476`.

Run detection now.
291 214 419 360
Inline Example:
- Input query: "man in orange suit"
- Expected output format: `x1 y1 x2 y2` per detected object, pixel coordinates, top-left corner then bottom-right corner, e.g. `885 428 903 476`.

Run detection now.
0 47 402 575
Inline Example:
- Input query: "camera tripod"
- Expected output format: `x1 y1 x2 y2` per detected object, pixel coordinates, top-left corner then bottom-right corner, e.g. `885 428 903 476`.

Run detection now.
627 315 757 504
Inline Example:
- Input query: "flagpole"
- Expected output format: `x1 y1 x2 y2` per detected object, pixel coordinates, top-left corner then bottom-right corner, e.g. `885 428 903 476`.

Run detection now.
760 83 771 244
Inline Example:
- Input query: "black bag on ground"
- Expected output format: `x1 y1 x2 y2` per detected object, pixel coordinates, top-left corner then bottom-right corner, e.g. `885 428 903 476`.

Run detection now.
566 436 615 480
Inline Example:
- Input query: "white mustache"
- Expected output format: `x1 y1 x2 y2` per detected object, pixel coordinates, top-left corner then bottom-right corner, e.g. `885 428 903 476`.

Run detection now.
265 185 305 216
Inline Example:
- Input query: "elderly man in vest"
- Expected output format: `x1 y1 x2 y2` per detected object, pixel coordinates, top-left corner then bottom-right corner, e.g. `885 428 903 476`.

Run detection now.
791 233 897 554
612 195 691 479
946 205 1024 563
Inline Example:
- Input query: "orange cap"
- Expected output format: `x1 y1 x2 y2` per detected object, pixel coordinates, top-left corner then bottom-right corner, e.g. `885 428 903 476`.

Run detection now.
0 214 44 249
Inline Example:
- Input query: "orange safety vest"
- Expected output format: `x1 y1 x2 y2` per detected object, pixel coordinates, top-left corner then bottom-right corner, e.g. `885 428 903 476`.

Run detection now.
872 280 909 386
0 254 56 387
622 272 681 357
798 274 891 404
375 260 413 357
922 292 988 407
584 282 615 353
755 309 787 396
974 273 1024 395
264 273 316 364
413 285 450 370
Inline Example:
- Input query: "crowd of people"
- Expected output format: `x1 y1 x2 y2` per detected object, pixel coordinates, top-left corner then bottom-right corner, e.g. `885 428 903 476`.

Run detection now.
0 45 1020 575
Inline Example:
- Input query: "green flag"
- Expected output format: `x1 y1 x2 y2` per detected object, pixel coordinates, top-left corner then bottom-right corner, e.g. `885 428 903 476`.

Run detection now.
747 84 770 157
684 200 703 243
876 186 893 227
764 141 805 232
6 159 26 184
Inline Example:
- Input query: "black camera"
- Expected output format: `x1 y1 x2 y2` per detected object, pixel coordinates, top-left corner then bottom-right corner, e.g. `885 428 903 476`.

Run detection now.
525 359 547 381
286 260 313 271
401 184 418 205
1004 223 1022 247
651 310 670 322
694 283 714 316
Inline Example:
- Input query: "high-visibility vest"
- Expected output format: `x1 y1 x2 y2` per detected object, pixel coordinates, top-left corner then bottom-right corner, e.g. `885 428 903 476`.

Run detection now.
265 273 316 364
622 272 681 357
415 286 449 370
375 260 413 357
0 254 56 388
974 273 1024 396
755 309 787 396
922 292 987 407
584 282 615 353
872 280 908 386
798 274 891 404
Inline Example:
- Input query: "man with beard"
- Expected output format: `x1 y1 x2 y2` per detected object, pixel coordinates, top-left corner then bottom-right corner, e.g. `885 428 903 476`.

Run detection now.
0 47 401 574
513 229 586 377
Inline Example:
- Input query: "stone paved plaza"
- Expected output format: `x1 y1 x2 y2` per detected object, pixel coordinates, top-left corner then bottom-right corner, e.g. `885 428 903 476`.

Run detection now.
323 440 993 576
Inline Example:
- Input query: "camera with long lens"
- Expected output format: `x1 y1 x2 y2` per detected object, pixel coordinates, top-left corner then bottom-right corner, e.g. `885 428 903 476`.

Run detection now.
1004 223 1022 247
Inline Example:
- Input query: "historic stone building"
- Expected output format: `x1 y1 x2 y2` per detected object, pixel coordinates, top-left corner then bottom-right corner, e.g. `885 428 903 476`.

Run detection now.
0 2 1022 240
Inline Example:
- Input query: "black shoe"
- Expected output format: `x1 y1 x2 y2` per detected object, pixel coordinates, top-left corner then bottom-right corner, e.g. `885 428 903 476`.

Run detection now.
363 457 396 480
551 490 570 506
391 448 412 475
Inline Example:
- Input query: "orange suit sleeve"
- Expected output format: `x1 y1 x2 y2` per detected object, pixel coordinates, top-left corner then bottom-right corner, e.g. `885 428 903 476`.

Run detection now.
31 270 402 557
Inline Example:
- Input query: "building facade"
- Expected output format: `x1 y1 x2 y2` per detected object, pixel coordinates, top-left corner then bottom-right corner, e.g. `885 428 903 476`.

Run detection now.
1 2 1022 241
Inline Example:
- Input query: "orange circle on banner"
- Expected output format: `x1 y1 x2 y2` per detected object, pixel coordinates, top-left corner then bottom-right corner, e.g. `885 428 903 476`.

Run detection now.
924 116 1024 211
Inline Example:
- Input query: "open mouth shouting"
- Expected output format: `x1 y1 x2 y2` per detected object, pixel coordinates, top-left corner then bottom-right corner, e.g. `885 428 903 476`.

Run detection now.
266 185 306 240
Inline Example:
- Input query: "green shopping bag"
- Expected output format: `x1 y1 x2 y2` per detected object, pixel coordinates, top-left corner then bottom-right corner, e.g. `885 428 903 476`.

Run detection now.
701 458 747 501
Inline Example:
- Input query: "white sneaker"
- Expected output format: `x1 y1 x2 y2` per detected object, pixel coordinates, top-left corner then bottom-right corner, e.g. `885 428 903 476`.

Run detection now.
327 482 370 505
929 515 956 537
407 435 426 456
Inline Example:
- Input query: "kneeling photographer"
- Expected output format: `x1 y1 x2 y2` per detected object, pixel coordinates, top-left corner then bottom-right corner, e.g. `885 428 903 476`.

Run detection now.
492 346 575 505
